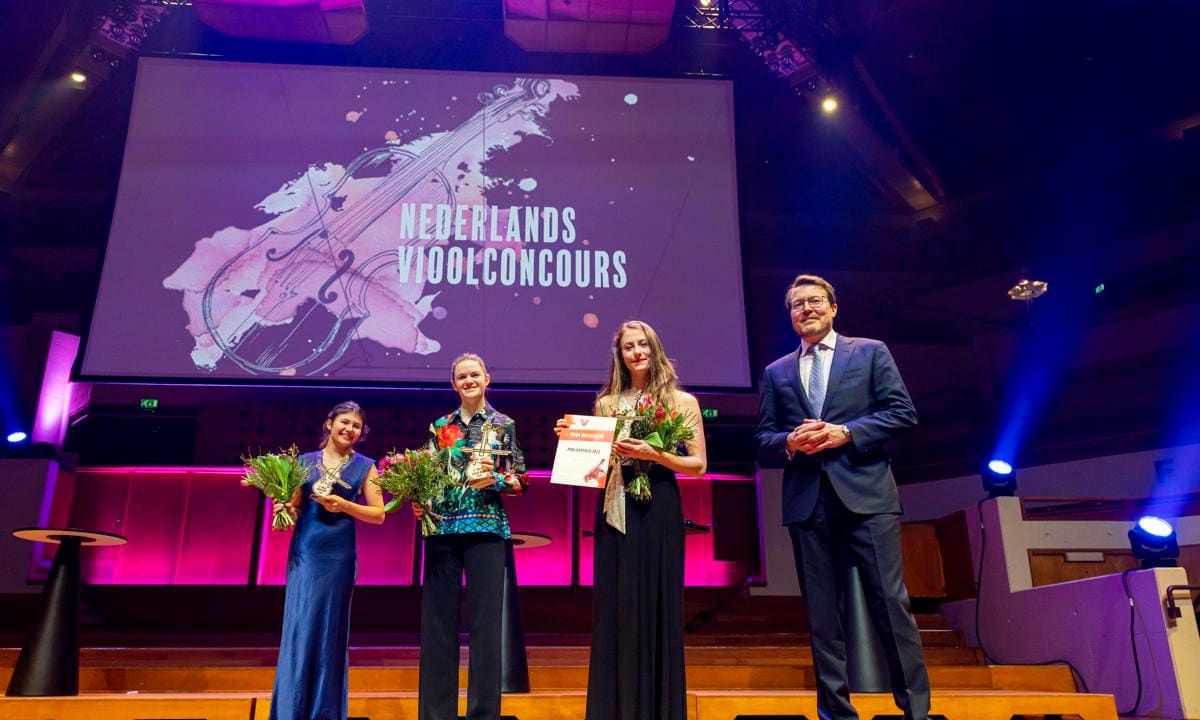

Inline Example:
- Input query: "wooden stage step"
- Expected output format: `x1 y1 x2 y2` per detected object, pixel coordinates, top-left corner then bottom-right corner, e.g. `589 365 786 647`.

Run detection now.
0 694 256 720
0 689 1119 720
0 662 1077 693
0 644 984 668
691 690 1119 720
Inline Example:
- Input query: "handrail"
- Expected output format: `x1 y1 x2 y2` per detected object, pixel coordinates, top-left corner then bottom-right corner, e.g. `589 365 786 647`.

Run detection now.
1020 491 1200 505
1019 492 1200 521
1165 584 1200 626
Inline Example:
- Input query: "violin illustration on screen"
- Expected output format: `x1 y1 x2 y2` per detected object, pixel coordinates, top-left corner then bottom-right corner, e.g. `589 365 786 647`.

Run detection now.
165 77 578 376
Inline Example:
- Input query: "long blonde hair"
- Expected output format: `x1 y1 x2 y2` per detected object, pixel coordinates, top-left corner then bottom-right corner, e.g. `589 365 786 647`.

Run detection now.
596 320 680 412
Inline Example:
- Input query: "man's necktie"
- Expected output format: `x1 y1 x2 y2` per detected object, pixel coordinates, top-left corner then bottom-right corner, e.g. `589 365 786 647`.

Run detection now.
807 344 826 418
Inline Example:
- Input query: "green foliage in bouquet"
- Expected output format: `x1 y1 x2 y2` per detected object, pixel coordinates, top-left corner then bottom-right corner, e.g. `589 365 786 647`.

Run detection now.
241 445 313 531
620 398 697 502
374 447 458 536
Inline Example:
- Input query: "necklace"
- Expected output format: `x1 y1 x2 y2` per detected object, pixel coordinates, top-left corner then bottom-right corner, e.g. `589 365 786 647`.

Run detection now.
618 388 645 413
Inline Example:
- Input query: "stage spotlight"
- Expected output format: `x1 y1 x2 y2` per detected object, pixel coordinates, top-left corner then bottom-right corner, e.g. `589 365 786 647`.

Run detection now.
69 71 87 84
1007 278 1048 302
821 96 839 114
6 431 28 443
981 459 1017 498
1128 516 1179 568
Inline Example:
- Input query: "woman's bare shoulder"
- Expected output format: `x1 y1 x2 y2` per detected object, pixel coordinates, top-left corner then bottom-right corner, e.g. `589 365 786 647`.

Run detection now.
673 390 699 409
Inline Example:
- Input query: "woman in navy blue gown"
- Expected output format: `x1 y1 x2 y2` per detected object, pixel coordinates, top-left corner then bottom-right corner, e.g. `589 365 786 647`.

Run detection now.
269 401 385 720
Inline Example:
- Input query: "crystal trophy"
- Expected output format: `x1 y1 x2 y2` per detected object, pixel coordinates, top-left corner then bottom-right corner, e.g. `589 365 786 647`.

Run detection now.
312 459 353 497
463 420 512 485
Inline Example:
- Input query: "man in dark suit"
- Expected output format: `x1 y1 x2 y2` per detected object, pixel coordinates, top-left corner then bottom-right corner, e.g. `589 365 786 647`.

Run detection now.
756 274 930 720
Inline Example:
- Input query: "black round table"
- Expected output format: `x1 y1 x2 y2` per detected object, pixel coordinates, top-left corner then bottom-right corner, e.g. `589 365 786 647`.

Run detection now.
6 528 126 697
509 531 552 548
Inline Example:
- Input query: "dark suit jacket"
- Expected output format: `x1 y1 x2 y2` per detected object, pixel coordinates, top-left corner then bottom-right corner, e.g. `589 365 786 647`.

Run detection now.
756 335 918 525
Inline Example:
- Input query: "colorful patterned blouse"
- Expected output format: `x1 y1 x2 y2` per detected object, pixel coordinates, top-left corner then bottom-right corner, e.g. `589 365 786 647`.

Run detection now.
426 403 528 539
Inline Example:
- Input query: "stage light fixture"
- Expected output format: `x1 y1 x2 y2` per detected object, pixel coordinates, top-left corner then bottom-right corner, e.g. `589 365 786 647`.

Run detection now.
821 96 839 114
1128 515 1179 569
6 431 28 443
1007 278 1048 302
69 72 87 84
981 459 1017 498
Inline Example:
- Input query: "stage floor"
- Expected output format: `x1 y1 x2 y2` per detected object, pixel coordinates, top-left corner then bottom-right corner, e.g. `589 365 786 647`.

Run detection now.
0 642 1118 720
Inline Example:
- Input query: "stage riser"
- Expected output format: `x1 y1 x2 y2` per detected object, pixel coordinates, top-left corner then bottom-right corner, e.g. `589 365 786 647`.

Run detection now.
693 692 1119 720
0 691 1118 720
0 664 1076 693
0 646 985 667
0 696 254 720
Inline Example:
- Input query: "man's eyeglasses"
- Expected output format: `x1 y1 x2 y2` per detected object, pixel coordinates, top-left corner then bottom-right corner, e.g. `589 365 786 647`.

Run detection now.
790 297 829 310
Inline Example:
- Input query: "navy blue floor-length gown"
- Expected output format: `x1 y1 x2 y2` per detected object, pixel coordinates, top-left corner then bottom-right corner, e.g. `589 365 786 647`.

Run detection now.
269 451 372 720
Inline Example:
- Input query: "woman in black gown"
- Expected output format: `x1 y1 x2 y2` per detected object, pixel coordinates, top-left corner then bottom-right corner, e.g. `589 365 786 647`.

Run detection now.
559 320 707 720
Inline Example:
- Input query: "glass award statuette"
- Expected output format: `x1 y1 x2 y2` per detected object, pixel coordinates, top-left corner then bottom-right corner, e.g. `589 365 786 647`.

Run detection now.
463 419 512 485
313 455 353 497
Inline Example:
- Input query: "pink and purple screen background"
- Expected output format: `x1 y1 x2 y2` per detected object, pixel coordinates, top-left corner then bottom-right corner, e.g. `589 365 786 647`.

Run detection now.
81 58 749 387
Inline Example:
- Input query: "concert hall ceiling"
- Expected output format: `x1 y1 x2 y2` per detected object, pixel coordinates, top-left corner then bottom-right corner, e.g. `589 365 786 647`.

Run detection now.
2 0 1199 478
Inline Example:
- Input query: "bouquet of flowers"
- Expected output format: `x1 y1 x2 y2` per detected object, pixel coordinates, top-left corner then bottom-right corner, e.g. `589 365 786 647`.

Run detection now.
373 418 468 536
374 448 458 536
240 445 313 530
617 397 696 502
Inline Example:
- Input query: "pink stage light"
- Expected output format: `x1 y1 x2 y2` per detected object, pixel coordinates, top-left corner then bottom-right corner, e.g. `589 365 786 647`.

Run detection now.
255 487 419 586
54 466 257 584
51 465 757 586
194 0 368 45
28 331 81 575
577 474 757 587
32 331 79 446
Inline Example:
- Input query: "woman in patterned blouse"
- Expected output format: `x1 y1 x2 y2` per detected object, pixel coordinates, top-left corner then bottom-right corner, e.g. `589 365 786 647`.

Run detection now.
414 353 528 720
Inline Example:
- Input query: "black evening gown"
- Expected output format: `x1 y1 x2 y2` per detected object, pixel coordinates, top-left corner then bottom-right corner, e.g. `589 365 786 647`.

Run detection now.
586 463 686 720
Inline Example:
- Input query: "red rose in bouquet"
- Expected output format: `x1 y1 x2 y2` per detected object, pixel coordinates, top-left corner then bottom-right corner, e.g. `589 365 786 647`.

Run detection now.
618 399 696 503
435 423 464 450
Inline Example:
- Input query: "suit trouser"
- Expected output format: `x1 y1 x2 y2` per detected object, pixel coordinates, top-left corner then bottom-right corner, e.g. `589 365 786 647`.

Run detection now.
788 477 931 720
419 533 506 720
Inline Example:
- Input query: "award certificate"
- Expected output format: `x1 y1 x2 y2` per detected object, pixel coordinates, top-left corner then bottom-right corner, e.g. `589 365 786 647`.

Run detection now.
550 415 618 488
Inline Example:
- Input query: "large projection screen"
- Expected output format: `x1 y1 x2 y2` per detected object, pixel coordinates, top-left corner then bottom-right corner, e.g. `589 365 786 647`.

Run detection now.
81 58 749 386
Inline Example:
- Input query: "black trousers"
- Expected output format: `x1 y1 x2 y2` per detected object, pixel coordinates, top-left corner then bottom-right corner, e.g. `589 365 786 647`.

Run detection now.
788 477 931 720
418 533 506 720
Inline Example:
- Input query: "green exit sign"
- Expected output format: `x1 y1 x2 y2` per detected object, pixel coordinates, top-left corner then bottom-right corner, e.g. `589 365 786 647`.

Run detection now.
700 408 718 419
1095 283 1105 295
139 398 159 410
